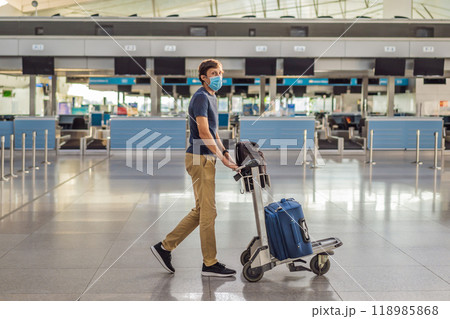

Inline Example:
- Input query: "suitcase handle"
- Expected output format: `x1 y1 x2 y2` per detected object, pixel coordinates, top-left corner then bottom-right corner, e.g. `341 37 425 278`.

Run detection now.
299 218 311 242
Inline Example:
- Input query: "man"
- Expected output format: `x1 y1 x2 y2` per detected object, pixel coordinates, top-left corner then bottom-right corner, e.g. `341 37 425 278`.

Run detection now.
151 59 239 277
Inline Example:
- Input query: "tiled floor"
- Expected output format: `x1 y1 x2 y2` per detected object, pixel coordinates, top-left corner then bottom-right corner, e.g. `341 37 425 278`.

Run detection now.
0 150 449 301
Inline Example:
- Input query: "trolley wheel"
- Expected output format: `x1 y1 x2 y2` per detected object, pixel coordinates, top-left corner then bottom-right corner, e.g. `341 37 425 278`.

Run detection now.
243 262 264 282
240 249 251 266
310 255 331 276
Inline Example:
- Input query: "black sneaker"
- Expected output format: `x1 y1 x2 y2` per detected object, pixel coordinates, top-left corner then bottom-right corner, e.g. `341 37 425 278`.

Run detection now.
201 262 236 277
151 242 175 274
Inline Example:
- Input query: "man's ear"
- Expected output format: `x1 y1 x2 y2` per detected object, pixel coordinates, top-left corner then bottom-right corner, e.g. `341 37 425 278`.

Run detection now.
200 74 208 82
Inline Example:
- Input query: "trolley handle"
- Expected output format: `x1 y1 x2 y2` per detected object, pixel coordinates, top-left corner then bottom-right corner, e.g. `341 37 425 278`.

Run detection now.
233 159 260 181
236 158 260 171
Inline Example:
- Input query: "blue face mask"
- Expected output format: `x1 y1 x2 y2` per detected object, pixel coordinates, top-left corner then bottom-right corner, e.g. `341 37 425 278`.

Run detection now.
207 76 223 91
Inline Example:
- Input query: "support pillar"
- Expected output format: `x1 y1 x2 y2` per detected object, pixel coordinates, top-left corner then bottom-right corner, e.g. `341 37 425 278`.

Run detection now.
269 76 277 112
361 77 369 117
259 76 266 115
50 76 57 116
29 75 36 116
387 76 395 116
408 78 417 114
151 76 162 116
173 85 178 113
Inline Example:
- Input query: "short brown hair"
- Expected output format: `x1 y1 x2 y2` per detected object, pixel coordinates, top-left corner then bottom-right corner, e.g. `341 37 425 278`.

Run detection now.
198 59 222 84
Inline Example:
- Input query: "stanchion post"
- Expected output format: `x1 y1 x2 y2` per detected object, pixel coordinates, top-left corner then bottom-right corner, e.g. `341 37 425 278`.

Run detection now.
310 131 319 169
430 131 441 170
302 129 310 165
1 136 9 182
29 131 39 170
7 134 18 178
366 129 376 165
80 137 85 156
107 136 111 157
18 133 29 174
412 129 423 165
41 129 51 165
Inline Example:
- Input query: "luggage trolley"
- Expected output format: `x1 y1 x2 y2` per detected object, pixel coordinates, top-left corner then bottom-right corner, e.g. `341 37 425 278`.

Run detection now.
235 159 343 282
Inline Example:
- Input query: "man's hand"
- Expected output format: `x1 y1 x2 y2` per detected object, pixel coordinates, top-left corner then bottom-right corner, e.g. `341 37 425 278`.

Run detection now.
221 155 238 170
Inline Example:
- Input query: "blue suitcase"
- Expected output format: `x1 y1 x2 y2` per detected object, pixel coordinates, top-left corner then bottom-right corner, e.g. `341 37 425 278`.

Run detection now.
265 198 313 260
264 208 289 261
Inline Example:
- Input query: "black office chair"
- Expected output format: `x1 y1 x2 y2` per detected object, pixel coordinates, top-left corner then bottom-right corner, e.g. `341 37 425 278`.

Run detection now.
72 117 87 129
328 118 338 130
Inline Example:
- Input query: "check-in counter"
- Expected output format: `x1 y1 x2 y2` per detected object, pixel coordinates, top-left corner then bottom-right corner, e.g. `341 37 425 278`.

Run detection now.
0 121 14 148
240 117 315 149
366 117 443 150
110 117 186 149
14 117 56 149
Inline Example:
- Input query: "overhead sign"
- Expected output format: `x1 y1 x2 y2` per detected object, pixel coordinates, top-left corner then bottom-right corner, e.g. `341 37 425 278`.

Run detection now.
379 78 409 86
255 45 268 52
124 45 137 52
186 78 232 85
88 77 408 87
32 44 44 51
89 77 136 85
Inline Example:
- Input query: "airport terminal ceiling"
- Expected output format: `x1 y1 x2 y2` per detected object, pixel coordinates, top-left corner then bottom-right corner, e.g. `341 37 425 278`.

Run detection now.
1 0 450 19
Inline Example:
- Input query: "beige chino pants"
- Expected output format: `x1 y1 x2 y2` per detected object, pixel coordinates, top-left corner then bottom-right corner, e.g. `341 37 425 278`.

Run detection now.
162 153 218 267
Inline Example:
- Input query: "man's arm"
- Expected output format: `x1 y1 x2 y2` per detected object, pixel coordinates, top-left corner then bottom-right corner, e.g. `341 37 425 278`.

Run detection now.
197 116 222 157
215 131 234 161
197 116 237 169
215 131 226 153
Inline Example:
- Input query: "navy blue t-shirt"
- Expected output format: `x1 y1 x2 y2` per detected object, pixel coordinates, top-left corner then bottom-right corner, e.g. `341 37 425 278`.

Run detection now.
186 87 218 155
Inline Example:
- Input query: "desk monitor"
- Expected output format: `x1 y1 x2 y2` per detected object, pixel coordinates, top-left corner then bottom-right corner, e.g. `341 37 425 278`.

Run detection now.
59 114 85 129
59 115 76 125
